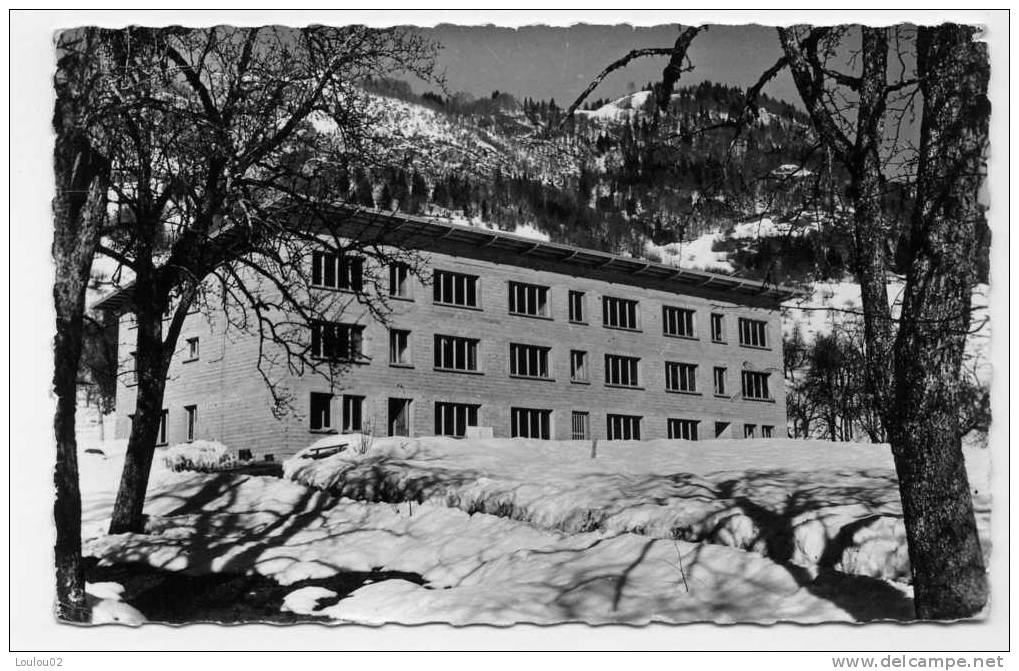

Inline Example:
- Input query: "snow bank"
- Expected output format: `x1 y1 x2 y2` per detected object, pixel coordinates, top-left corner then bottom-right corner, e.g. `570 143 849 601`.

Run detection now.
284 436 990 584
82 472 858 624
161 440 237 472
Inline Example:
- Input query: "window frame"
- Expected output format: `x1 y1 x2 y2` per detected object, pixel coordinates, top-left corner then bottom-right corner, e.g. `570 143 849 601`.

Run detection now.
388 262 412 299
510 407 552 439
507 281 551 319
434 334 481 373
738 317 769 349
741 370 772 401
389 328 412 367
607 413 642 440
311 250 364 292
667 418 699 441
309 392 333 432
433 269 481 309
434 401 480 437
342 394 364 433
662 306 697 339
713 366 727 396
710 313 726 343
569 349 589 384
604 354 641 388
602 296 641 331
570 411 590 440
310 321 366 362
184 405 198 442
665 361 698 393
568 290 587 324
509 343 552 380
184 336 200 363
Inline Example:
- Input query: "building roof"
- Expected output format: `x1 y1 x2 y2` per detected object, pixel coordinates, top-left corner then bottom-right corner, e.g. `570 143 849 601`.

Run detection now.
92 205 807 313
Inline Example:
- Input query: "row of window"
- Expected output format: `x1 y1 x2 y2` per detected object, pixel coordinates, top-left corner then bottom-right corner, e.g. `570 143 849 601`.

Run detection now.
310 254 771 348
322 325 773 399
307 393 776 441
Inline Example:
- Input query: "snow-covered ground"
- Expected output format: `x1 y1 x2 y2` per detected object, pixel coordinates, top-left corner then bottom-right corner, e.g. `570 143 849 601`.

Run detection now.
285 436 990 585
77 434 988 625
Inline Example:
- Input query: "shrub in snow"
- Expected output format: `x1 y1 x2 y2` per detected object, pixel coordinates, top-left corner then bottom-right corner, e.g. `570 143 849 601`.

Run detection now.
161 440 237 472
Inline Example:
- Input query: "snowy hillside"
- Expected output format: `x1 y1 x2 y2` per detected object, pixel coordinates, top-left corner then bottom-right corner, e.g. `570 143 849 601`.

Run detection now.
312 92 581 186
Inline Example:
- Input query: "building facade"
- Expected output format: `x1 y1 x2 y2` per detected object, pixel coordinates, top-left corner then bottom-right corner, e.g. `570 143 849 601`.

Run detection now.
102 209 800 460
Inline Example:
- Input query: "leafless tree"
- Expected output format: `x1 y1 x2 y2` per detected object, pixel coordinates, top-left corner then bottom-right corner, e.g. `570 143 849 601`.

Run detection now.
54 25 437 536
562 22 991 619
52 27 111 621
887 23 990 618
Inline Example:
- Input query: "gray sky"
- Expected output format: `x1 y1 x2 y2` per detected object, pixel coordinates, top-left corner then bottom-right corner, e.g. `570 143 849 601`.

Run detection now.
415 24 801 106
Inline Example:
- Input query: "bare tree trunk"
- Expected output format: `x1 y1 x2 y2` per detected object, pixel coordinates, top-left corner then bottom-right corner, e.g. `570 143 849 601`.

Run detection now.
109 282 193 534
850 27 896 427
53 123 108 621
780 27 896 430
108 291 168 534
890 23 989 620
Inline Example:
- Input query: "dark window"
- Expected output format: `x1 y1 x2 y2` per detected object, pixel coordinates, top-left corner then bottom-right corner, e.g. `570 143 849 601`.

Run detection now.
434 402 479 437
667 418 699 440
508 282 549 317
389 329 411 365
156 409 168 446
744 424 757 439
310 393 332 431
762 425 775 438
738 318 768 348
434 335 479 371
711 313 725 342
185 337 199 361
238 449 253 461
602 296 639 330
312 251 364 291
714 421 730 438
311 322 364 361
741 371 771 400
605 355 640 387
342 395 364 433
510 343 550 378
570 350 588 382
713 367 727 395
665 362 697 392
129 351 138 383
434 270 479 308
571 411 590 440
607 414 641 440
389 263 411 298
185 405 198 442
510 407 551 439
568 290 586 323
662 306 696 338
388 398 412 437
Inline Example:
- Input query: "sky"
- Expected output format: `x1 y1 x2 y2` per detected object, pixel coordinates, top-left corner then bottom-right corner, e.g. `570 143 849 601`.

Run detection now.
412 24 802 107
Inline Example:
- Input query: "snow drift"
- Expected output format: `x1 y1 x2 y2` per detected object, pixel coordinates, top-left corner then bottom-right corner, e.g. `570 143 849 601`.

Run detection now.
284 436 990 584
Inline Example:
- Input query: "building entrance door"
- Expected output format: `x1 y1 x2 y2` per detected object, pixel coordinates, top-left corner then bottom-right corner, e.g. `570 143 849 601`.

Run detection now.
388 398 411 437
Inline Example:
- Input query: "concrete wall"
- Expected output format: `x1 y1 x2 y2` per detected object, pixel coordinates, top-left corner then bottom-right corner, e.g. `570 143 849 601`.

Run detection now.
114 245 788 459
